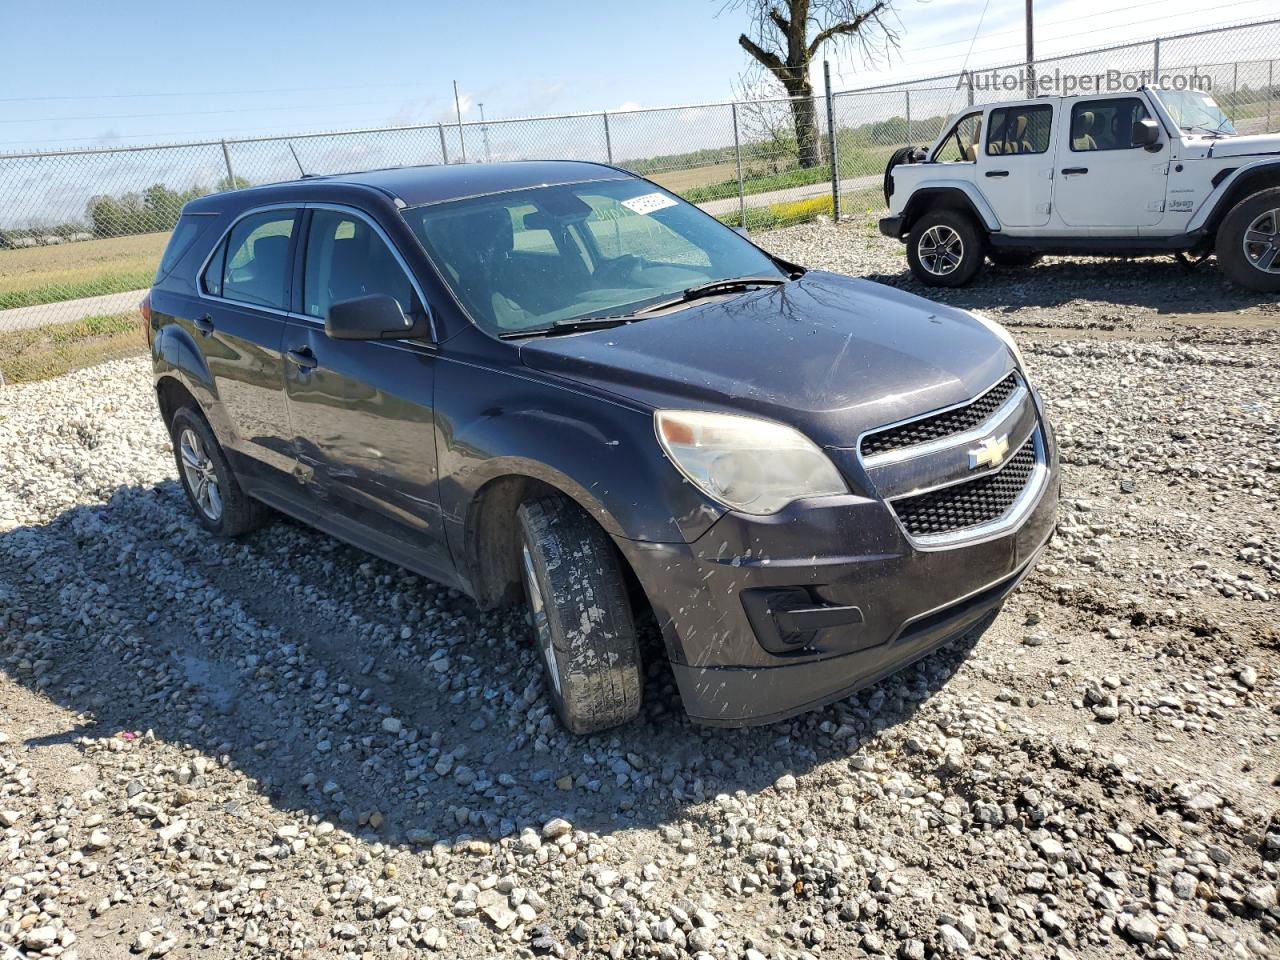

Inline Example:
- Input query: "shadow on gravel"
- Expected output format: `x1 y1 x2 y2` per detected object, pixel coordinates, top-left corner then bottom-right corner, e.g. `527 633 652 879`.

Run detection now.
864 257 1272 317
0 481 984 848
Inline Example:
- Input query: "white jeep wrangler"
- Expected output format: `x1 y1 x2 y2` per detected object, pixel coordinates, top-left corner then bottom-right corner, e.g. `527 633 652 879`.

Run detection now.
880 85 1280 292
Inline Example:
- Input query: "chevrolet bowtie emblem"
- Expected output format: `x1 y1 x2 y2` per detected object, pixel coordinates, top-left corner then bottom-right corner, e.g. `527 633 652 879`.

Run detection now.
968 433 1009 469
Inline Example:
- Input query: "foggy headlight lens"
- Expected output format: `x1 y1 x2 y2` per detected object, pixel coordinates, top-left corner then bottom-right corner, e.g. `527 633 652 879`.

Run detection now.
655 410 848 515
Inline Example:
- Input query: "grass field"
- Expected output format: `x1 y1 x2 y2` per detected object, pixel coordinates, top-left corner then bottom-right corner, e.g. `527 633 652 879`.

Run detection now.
0 311 144 384
0 231 168 309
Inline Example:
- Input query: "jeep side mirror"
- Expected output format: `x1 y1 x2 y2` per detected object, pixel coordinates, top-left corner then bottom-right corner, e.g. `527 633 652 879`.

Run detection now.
1132 118 1160 148
326 294 430 341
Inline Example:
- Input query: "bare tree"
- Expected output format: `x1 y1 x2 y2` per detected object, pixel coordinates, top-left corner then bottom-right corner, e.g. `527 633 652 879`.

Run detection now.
726 0 898 168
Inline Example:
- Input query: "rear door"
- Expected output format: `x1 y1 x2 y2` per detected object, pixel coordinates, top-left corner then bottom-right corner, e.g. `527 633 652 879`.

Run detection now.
282 204 452 580
196 207 299 482
1053 95 1168 232
977 101 1055 228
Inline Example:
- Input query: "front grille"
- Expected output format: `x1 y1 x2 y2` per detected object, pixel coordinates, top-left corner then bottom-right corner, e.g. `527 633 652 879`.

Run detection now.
861 373 1019 458
892 435 1037 537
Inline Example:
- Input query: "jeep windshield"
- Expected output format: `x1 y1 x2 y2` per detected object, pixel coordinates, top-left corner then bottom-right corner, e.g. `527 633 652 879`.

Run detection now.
1155 88 1237 137
403 178 787 338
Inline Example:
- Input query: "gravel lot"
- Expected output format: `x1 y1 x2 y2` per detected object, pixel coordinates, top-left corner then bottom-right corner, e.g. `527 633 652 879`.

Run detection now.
0 222 1277 960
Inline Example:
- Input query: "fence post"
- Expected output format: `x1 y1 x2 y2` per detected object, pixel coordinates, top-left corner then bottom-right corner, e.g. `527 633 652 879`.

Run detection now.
1232 62 1239 122
824 60 841 222
731 102 745 229
1268 60 1274 132
220 140 237 189
438 124 449 164
967 73 975 107
1153 38 1161 85
905 90 912 143
602 112 613 164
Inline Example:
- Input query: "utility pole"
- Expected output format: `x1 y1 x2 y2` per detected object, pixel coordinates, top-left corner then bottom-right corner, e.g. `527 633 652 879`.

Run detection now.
453 80 467 163
479 103 491 163
1025 0 1035 98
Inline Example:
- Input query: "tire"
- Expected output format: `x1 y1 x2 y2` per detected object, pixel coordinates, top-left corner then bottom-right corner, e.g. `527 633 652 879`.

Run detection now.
169 406 267 537
516 496 642 735
1215 187 1280 293
988 250 1042 268
906 209 986 287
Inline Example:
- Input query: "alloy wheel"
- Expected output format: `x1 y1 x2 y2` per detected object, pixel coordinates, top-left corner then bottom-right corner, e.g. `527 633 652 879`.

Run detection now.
1243 208 1280 274
918 225 965 276
521 544 561 695
178 428 223 521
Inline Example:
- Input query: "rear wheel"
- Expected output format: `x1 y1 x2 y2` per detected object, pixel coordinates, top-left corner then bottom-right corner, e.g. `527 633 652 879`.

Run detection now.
169 407 267 537
988 250 1042 268
907 209 986 287
1216 187 1280 292
516 496 642 734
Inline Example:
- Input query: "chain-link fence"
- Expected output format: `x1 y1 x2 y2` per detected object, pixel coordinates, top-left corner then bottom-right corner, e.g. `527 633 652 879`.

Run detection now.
1 17 1277 383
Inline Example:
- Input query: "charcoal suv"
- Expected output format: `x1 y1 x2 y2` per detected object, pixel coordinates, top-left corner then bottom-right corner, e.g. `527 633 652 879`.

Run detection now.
146 161 1059 733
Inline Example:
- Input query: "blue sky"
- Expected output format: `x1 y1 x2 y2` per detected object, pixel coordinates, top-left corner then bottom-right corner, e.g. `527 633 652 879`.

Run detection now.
2 0 1273 151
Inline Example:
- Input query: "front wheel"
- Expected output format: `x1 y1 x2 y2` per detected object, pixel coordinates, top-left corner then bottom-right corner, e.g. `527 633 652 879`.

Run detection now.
1216 187 1280 292
516 497 642 735
907 210 986 287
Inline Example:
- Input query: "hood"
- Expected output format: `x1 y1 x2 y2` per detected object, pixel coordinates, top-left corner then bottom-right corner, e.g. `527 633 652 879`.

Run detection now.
517 271 1013 448
1209 134 1280 158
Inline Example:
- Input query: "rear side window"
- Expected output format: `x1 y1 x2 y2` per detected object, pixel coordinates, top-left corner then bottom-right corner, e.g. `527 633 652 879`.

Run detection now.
157 214 211 280
986 104 1052 156
1070 98 1151 151
213 211 296 309
302 209 417 319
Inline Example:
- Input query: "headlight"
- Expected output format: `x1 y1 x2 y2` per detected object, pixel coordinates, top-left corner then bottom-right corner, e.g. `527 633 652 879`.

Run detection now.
969 310 1027 371
655 410 848 515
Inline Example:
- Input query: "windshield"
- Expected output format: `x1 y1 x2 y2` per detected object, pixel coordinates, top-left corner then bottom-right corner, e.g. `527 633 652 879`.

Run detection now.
402 177 784 336
1155 88 1237 136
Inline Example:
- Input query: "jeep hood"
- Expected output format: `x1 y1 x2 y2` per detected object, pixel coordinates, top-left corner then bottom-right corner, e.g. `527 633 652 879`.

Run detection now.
517 271 1014 448
1209 134 1280 158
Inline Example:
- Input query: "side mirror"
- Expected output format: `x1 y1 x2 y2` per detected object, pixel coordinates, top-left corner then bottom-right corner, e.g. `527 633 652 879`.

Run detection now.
1132 118 1160 148
326 294 430 341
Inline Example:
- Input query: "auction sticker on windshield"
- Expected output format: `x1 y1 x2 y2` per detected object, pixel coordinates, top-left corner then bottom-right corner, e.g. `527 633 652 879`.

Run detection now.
621 192 678 215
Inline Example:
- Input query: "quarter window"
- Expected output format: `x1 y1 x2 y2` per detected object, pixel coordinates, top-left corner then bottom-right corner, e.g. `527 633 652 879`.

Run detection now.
986 104 1052 156
217 211 296 309
1070 98 1152 152
934 112 983 163
303 209 418 320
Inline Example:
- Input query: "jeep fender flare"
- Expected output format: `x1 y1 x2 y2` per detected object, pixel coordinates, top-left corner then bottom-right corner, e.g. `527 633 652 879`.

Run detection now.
1187 157 1280 233
900 181 1002 235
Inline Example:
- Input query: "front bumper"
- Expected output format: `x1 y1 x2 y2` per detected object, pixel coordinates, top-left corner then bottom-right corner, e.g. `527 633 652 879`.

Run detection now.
615 423 1059 726
879 215 905 239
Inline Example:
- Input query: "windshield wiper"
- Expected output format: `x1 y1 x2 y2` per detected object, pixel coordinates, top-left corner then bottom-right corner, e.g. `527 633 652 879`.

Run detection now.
633 275 789 316
1183 122 1230 138
497 314 639 339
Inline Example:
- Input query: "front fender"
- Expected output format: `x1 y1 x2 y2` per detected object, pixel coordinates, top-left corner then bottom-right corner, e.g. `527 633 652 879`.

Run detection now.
904 180 1002 232
1187 157 1280 232
435 361 723 546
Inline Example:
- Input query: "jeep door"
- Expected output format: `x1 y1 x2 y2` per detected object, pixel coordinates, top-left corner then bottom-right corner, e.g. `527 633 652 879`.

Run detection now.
977 102 1054 228
281 205 453 582
194 207 300 482
1053 95 1168 232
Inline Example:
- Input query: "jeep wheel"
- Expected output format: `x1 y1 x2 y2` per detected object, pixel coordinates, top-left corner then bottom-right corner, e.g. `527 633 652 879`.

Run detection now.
1216 187 1280 293
907 210 985 287
516 496 642 735
988 250 1042 268
169 406 267 536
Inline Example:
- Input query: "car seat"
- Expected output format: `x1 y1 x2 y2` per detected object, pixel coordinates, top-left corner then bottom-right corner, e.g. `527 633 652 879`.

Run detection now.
1071 111 1097 150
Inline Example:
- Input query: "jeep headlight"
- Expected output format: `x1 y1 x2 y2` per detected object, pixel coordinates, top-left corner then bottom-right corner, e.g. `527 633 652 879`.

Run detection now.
969 309 1027 371
655 410 848 515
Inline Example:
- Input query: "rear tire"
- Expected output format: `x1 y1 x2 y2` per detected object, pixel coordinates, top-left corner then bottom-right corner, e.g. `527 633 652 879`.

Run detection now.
169 406 267 537
1215 187 1280 293
907 209 986 287
516 496 642 735
988 250 1042 268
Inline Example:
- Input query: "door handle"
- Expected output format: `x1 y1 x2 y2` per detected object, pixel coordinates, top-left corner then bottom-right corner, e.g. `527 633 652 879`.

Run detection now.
984 170 1009 178
286 346 318 370
193 315 215 336
1061 167 1089 175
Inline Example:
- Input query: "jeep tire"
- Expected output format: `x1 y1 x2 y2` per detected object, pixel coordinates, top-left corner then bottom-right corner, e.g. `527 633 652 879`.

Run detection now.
907 209 986 287
1216 187 1280 293
516 496 643 735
